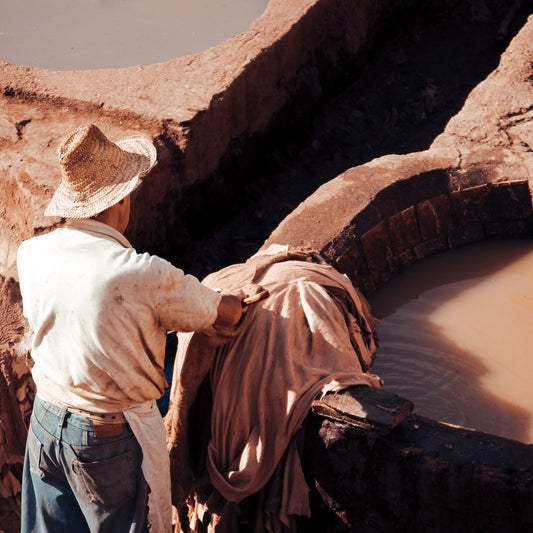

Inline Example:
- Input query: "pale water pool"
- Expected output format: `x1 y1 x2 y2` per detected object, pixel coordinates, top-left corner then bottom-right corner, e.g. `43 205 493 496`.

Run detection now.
369 240 533 444
0 0 269 70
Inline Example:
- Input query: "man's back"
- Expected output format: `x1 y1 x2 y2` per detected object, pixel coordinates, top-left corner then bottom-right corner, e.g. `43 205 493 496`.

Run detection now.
17 218 219 412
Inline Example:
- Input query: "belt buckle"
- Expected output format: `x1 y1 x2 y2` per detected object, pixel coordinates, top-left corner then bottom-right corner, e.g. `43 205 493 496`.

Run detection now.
93 421 124 438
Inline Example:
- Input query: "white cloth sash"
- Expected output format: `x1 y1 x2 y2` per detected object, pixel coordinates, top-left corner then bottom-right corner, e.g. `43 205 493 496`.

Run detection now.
124 400 172 533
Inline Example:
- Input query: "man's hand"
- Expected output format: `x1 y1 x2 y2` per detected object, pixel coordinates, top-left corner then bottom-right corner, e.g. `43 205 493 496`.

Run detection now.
200 285 268 346
199 292 244 343
215 293 245 328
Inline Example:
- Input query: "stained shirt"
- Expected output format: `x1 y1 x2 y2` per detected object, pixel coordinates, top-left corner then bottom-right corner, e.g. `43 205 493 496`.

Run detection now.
17 218 221 413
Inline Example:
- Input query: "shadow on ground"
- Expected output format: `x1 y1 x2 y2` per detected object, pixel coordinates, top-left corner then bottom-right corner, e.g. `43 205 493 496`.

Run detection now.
179 0 531 280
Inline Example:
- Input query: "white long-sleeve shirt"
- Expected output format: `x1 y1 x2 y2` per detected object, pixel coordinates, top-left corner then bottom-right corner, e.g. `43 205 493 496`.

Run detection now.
17 218 221 413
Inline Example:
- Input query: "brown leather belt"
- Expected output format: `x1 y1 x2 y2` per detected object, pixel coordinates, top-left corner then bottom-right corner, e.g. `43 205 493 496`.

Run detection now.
92 421 126 438
66 406 127 438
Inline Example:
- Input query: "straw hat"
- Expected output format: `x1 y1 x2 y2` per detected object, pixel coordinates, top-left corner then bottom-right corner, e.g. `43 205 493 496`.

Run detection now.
45 124 157 218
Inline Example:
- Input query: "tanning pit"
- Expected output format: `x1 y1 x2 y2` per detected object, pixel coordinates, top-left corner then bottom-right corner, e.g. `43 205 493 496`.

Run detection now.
1 0 533 531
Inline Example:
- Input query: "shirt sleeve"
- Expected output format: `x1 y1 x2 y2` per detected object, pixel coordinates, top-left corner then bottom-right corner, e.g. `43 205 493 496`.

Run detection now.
155 258 222 333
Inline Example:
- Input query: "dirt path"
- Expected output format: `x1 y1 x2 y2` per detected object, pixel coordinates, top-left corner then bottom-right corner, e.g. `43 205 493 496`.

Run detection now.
180 0 531 280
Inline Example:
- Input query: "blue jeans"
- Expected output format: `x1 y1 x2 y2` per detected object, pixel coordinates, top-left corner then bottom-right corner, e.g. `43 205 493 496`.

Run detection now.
22 397 149 533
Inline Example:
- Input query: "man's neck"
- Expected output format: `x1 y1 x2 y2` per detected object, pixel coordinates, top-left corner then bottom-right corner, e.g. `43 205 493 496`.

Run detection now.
91 199 129 234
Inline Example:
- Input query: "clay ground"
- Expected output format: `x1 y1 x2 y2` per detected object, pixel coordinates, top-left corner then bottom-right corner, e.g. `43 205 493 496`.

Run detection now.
1 3 532 532
179 0 532 283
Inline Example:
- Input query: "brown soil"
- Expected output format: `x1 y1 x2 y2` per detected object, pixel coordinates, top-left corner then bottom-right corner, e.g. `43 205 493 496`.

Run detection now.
179 0 532 281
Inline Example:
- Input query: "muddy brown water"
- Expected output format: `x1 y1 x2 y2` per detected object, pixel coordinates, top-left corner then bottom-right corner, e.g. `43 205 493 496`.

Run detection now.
369 240 533 444
0 0 268 71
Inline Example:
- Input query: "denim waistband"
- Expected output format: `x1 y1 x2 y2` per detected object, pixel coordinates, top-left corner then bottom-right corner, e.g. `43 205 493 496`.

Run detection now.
35 396 126 425
66 405 126 423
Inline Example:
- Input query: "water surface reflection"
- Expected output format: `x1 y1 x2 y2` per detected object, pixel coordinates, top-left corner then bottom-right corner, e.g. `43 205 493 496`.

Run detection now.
0 0 268 70
370 240 533 444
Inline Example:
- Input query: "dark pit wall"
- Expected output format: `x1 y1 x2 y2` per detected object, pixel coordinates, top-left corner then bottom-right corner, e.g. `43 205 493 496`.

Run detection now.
292 177 533 533
160 2 533 529
172 0 532 282
334 178 533 295
299 411 533 533
158 2 533 525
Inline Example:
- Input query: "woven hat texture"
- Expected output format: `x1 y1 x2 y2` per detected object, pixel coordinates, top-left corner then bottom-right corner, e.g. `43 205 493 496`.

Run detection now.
45 124 157 218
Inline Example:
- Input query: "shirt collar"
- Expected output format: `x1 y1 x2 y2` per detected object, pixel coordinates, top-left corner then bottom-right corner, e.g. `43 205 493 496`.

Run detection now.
64 219 133 248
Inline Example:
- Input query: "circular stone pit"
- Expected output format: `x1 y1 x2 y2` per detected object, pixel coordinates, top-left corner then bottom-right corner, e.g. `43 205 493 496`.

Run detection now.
1 1 533 531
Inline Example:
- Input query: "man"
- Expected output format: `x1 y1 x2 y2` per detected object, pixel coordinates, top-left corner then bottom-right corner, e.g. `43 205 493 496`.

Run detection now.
17 124 244 533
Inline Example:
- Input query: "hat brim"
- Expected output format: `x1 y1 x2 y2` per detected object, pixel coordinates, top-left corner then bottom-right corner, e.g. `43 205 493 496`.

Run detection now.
45 135 157 219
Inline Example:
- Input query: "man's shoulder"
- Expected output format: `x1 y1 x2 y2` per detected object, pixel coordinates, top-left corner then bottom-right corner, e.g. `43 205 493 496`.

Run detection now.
18 229 57 255
122 249 186 281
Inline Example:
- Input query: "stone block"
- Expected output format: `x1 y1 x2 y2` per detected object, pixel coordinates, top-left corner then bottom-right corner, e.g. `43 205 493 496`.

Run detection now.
334 239 369 288
360 221 395 287
416 194 452 246
311 386 413 436
489 180 532 221
449 184 491 226
387 206 420 252
447 185 490 246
